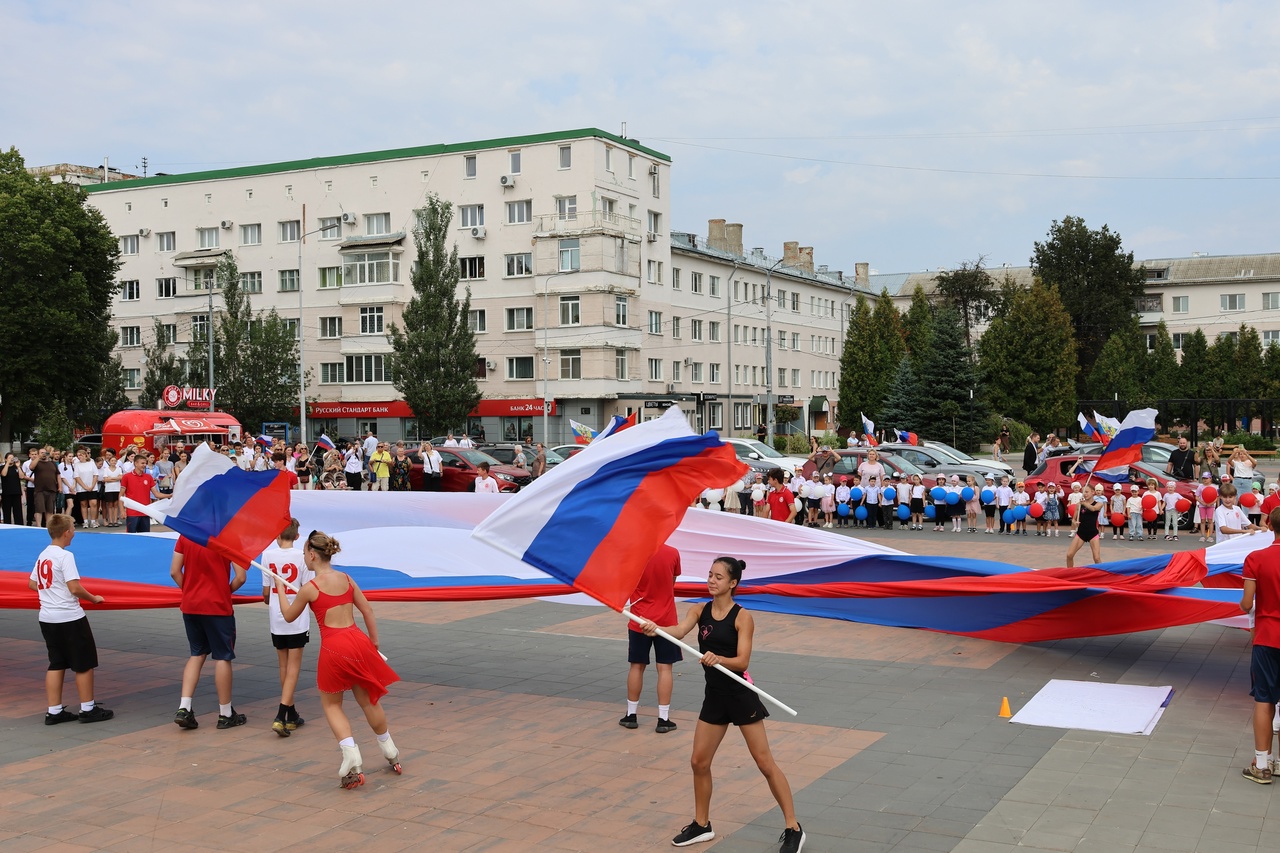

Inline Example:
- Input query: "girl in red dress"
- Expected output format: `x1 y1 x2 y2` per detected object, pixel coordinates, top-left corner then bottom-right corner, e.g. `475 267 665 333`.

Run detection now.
275 530 401 788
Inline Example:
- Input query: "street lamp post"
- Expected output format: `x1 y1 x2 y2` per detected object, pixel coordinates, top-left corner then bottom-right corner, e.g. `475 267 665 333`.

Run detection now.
297 221 333 444
763 258 784 446
541 269 576 445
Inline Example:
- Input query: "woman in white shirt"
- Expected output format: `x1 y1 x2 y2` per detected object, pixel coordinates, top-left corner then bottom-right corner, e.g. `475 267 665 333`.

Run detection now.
343 445 364 491
72 448 99 529
100 457 123 527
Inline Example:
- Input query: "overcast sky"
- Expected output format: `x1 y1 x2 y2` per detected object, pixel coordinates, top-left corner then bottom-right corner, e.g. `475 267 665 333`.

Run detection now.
6 1 1279 274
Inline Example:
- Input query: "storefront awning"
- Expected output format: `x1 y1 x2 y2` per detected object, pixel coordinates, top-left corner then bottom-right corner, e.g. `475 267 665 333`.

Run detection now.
808 395 829 413
145 417 230 436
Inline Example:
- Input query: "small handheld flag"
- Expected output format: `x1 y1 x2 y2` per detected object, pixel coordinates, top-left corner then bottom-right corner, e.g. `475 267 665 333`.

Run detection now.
569 419 596 445
1091 409 1158 473
861 413 878 446
895 429 918 446
315 434 336 451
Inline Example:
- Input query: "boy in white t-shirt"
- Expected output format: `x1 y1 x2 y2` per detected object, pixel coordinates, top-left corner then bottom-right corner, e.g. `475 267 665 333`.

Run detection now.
261 519 312 735
1213 483 1259 543
27 514 113 725
474 461 501 494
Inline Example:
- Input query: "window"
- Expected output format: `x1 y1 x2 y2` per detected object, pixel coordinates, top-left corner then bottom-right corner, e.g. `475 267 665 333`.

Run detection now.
507 356 534 379
159 323 176 345
192 315 209 341
691 319 703 341
651 167 660 198
556 195 577 220
120 280 140 301
120 235 138 255
1145 268 1168 280
778 368 787 387
792 369 801 387
505 253 533 277
157 277 177 298
506 307 534 331
240 223 261 245
628 154 636 179
672 268 681 290
283 318 300 340
342 251 400 284
120 326 141 347
559 145 572 169
777 289 786 308
558 239 579 272
459 256 486 280
710 363 721 383
691 362 704 383
1265 331 1280 346
319 217 341 240
647 260 663 284
600 197 616 222
647 211 661 236
604 147 613 173
1218 331 1239 343
319 317 342 339
197 228 219 249
1171 333 1186 350
709 321 721 342
359 307 384 334
560 349 581 380
279 220 300 242
278 269 299 292
615 296 628 326
1266 293 1280 311
346 354 386 382
672 361 682 382
124 368 140 389
672 317 682 339
509 150 521 174
690 272 703 295
615 349 628 380
779 331 788 350
791 332 800 349
1135 294 1162 313
1172 295 1188 313
1222 293 1245 311
320 362 345 384
559 295 580 326
790 293 800 311
709 275 721 298
460 205 484 228
464 155 477 179
648 358 662 381
1145 333 1158 352
157 231 175 252
648 311 662 335
240 272 262 293
468 309 486 333
318 266 342 288
506 200 532 224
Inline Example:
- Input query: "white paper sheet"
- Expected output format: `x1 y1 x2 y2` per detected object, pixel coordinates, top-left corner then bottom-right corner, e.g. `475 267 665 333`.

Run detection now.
1009 679 1174 735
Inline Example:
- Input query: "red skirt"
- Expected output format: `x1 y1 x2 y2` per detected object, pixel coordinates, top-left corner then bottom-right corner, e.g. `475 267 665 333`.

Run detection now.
316 625 400 704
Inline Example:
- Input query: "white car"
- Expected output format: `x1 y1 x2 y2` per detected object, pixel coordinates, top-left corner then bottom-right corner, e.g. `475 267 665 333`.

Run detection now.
923 440 1015 476
724 438 808 474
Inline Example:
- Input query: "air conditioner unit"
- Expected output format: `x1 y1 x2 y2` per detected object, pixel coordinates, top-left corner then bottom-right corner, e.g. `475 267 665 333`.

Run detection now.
499 174 516 187
341 212 357 224
683 357 692 367
648 163 659 176
220 219 233 229
485 360 496 370
471 226 486 239
666 384 676 394
137 228 151 237
646 231 658 243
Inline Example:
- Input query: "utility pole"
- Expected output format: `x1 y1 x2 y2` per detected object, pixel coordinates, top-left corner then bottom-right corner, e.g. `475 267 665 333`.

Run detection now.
723 261 739 436
764 258 784 446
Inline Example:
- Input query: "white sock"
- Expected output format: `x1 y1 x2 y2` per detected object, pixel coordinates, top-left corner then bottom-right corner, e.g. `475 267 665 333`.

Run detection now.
179 697 193 712
658 704 671 721
377 731 391 743
339 736 355 748
48 705 62 715
1258 750 1270 769
219 703 232 717
81 701 94 712
626 700 639 716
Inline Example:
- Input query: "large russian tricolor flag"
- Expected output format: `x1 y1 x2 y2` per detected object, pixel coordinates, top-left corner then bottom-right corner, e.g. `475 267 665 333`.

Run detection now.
1091 408 1158 472
472 407 746 610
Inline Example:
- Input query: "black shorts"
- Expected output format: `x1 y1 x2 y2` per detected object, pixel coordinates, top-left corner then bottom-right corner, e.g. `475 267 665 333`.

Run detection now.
806 498 822 510
74 492 95 505
983 505 996 518
126 516 151 533
628 630 682 665
40 616 99 673
271 631 310 650
182 613 237 661
100 492 119 504
699 685 770 727
1252 644 1280 704
1076 526 1099 543
909 498 924 514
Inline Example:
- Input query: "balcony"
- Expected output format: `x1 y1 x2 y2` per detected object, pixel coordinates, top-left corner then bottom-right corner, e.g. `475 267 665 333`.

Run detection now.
532 210 640 240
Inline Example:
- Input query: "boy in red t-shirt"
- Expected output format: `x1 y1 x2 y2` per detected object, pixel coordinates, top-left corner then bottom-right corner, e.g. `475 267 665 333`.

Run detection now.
1241 506 1280 783
765 469 797 523
621 543 682 733
120 452 162 533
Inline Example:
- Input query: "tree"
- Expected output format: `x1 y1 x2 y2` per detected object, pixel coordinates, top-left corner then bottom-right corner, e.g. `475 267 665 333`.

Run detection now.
1146 322 1180 402
1205 331 1240 399
1235 324 1265 399
900 284 934 375
35 398 76 451
388 195 481 436
0 148 121 442
866 289 905 410
1263 343 1280 399
916 306 986 451
878 356 923 433
1086 316 1146 404
836 296 876 431
141 319 187 409
933 258 996 350
82 352 131 427
1031 216 1146 392
1178 328 1210 398
977 280 1078 431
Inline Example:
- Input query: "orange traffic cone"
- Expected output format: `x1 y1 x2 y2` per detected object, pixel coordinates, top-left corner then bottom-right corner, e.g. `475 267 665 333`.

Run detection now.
998 697 1012 718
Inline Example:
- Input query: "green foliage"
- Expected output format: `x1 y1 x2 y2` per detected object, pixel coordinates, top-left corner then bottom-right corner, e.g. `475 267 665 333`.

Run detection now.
1264 343 1280 398
388 196 481 436
1205 331 1239 398
933 258 996 349
837 296 875 430
1145 322 1180 401
1235 324 1265 398
1178 328 1210 398
35 399 76 451
0 147 122 441
774 404 801 425
1031 216 1145 392
867 288 905 403
915 306 985 452
1222 431 1276 451
1086 316 1145 403
901 285 934 375
879 356 923 433
84 352 131 425
141 318 187 408
978 281 1078 432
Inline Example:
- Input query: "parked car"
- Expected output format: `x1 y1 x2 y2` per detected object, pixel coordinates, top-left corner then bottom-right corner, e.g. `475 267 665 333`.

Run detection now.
875 442 1008 482
723 438 809 475
1024 454 1199 529
1052 441 1266 491
484 443 564 471
407 447 528 492
799 448 926 482
922 440 1014 476
550 444 587 460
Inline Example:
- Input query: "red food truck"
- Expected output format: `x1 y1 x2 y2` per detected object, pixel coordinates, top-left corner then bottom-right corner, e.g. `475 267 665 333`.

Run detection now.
100 410 243 457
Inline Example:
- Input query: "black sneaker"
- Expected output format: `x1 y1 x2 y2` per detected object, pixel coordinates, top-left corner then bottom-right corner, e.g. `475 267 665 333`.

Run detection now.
656 718 677 734
79 705 113 724
284 715 304 732
618 713 639 729
778 824 806 853
217 708 247 729
44 709 79 726
672 820 714 846
272 718 290 737
174 708 198 729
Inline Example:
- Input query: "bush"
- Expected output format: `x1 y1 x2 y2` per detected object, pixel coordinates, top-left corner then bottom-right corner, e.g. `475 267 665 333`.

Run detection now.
1223 431 1276 451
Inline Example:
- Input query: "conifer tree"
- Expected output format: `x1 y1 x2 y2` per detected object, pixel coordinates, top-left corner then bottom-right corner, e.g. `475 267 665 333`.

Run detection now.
879 356 923 434
1145 321 1180 403
916 306 985 451
1178 329 1210 399
837 296 876 432
978 280 1077 430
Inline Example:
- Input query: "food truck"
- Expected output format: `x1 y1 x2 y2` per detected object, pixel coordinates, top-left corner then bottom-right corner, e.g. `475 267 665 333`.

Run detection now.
100 409 243 457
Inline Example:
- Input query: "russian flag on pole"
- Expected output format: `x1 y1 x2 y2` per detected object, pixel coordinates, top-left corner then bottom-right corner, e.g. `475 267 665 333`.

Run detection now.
472 407 747 610
1091 408 1158 472
895 429 919 446
255 433 273 447
569 419 596 445
155 444 293 568
315 434 336 451
861 413 878 446
595 410 638 441
1077 412 1104 443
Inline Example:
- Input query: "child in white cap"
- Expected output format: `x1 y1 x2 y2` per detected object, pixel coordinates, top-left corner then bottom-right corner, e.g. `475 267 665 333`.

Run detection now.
1126 485 1143 541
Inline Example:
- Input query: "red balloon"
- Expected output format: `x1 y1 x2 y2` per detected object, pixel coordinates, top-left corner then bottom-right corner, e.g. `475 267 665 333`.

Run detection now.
1175 498 1191 513
1066 503 1076 517
1142 508 1157 522
1141 493 1157 510
1201 486 1218 504
1028 502 1044 518
1241 491 1258 508
1110 512 1126 527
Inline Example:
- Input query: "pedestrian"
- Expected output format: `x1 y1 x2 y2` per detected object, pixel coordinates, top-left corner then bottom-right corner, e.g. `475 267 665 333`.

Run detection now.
473 461 500 494
981 474 997 534
1011 480 1031 535
1230 446 1259 482
1066 483 1105 568
1032 482 1051 536
72 448 99 529
1163 480 1181 541
894 472 911 530
996 475 1013 534
1214 483 1260 542
1197 472 1217 542
120 452 162 533
620 543 682 734
22 447 38 526
1043 482 1062 537
29 513 113 725
273 451 300 489
640 556 805 853
1125 485 1143 541
819 474 836 528
30 448 60 529
930 473 949 532
343 443 365 491
170 535 249 731
1 452 23 525
273 530 401 788
1166 436 1198 480
1144 478 1162 540
368 442 392 492
1022 432 1039 476
261 519 311 737
99 455 122 527
909 473 925 530
532 442 547 479
1109 485 1126 540
765 469 796 524
419 441 443 491
751 473 769 518
294 445 312 491
1242 506 1280 783
389 443 413 492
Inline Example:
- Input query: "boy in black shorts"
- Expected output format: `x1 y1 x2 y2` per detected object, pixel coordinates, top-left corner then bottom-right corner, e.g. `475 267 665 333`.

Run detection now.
621 544 682 733
27 514 113 724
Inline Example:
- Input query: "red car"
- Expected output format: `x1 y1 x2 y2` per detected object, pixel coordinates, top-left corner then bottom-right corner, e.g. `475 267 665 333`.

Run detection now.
799 448 926 482
408 447 528 492
1024 454 1198 527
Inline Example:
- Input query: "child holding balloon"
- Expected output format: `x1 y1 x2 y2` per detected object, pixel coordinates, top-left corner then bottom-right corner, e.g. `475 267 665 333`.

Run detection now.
1032 484 1050 536
1163 481 1181 541
982 475 998 534
1197 472 1217 542
1109 485 1127 540
1043 483 1062 537
909 474 925 530
1011 481 1031 535
834 476 851 528
1144 478 1162 540
964 475 980 533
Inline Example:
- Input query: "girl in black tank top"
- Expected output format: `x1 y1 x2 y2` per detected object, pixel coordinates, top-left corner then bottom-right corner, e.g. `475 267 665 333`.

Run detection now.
1066 484 1106 569
640 556 805 851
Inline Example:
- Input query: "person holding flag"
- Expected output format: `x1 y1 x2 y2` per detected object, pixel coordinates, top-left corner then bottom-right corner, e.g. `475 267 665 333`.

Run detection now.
860 413 878 446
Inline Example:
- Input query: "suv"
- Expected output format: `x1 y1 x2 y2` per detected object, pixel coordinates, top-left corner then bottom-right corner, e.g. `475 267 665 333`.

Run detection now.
483 443 564 472
875 443 1008 482
922 440 1014 476
723 438 809 475
408 447 529 492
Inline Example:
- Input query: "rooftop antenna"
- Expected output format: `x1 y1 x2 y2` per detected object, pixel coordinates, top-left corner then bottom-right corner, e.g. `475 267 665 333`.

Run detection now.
140 157 148 178
621 121 627 138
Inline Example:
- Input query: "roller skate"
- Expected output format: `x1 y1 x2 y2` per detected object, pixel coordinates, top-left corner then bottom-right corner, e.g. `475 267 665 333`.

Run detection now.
339 743 365 789
378 734 402 774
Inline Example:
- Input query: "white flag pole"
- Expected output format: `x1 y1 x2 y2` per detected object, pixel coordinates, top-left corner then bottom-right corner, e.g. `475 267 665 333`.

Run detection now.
622 609 798 717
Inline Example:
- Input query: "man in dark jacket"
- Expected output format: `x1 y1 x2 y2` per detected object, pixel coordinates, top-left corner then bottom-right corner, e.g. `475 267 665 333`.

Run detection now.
1023 433 1040 475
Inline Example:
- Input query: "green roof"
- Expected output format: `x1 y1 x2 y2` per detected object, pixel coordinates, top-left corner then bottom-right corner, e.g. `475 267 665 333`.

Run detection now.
85 128 671 193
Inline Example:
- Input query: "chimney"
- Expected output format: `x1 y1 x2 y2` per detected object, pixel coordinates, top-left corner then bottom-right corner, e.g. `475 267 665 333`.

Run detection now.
798 247 814 273
782 241 800 267
725 223 743 257
855 262 870 285
707 219 727 252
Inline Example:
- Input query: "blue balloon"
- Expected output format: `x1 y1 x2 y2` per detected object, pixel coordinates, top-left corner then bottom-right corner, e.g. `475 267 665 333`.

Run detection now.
961 487 975 501
883 486 896 501
854 505 868 520
1013 505 1028 520
981 488 995 503
930 486 946 501
837 502 850 517
924 504 936 519
1002 509 1014 524
849 487 864 502
897 504 911 520
946 492 960 505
